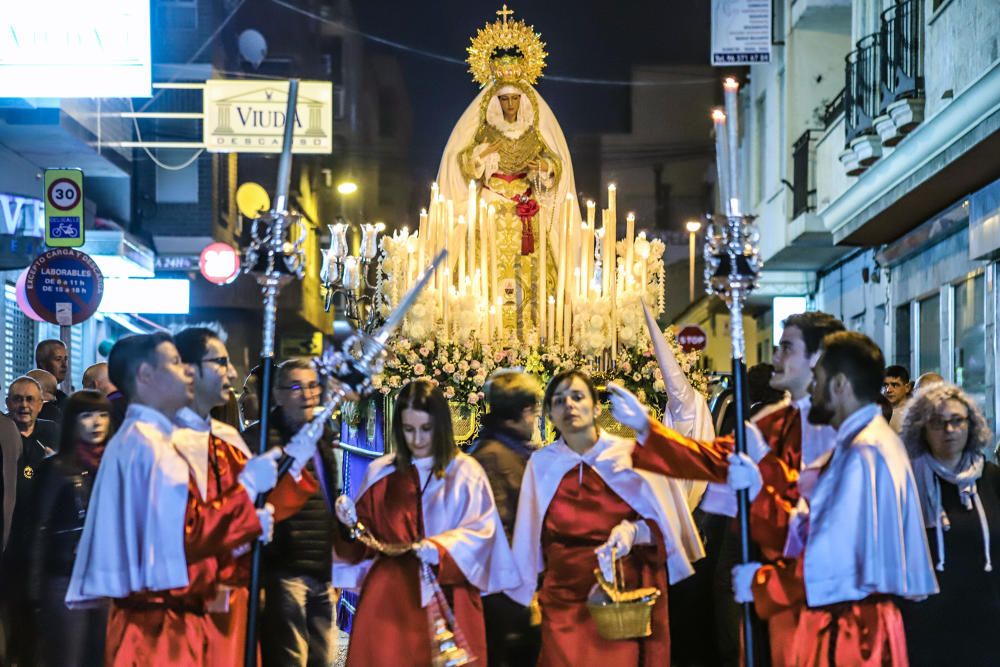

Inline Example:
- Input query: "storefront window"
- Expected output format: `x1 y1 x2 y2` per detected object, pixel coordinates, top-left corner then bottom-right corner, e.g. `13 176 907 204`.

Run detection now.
894 303 911 369
954 274 987 418
918 293 940 375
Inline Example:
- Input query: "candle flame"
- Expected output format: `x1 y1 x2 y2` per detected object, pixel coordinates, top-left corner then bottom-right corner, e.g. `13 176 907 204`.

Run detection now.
586 200 595 208
712 109 726 122
723 77 739 90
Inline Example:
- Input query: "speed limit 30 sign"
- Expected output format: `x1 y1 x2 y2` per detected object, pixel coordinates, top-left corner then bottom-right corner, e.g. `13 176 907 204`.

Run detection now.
44 168 85 248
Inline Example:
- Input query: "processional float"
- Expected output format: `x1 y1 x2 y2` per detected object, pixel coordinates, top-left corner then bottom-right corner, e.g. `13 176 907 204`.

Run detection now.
239 78 450 666
705 78 763 667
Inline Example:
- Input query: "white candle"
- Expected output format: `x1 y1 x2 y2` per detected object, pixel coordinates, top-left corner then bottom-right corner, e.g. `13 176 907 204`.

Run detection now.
723 78 742 216
328 222 349 259
342 256 361 290
359 222 383 260
416 209 427 282
625 212 635 288
456 215 466 286
478 198 488 298
580 223 590 297
712 109 733 216
547 295 555 346
487 205 498 319
557 194 571 344
538 212 546 344
636 232 650 296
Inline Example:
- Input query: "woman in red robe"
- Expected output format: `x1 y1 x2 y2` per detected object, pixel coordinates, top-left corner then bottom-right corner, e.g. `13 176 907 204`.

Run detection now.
509 371 738 667
333 380 519 667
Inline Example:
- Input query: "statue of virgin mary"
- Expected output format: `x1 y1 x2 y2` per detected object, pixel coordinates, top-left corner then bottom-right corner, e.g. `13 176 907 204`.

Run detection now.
436 6 582 337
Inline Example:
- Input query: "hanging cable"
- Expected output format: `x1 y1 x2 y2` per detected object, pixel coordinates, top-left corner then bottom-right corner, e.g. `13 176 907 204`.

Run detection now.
269 0 715 88
127 98 205 170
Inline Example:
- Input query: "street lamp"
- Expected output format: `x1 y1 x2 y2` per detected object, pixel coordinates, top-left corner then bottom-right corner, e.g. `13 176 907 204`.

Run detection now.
685 220 702 303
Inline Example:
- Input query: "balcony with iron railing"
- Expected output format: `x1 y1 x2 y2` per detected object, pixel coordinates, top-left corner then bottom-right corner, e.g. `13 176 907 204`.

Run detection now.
875 0 925 144
840 0 925 174
844 33 881 146
792 129 820 218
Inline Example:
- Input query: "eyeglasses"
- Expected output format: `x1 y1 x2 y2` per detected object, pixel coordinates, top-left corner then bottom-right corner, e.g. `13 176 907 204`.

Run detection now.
200 356 232 369
8 395 39 404
928 416 969 431
278 382 323 395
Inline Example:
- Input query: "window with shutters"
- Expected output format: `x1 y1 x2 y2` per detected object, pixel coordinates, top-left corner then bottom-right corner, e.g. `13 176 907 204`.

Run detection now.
4 282 35 389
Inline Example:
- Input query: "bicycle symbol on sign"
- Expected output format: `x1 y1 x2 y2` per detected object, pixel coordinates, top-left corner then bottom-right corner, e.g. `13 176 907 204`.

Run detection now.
50 222 80 238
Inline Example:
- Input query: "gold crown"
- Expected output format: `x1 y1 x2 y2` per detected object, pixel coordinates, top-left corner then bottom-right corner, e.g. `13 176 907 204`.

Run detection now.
467 5 547 86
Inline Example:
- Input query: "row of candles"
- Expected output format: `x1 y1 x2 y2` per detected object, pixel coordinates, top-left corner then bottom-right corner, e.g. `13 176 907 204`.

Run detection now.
376 180 658 355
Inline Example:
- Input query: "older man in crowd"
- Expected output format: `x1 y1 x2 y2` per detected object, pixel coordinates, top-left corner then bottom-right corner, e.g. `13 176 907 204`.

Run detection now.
83 362 127 427
35 340 70 407
26 369 62 424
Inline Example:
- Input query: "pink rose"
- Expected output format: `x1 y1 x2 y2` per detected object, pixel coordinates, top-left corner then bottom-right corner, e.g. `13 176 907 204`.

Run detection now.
413 363 426 375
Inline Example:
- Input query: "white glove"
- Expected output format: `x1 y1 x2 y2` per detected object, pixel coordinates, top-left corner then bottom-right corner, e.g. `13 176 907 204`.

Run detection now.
731 562 762 603
334 495 358 527
238 448 282 500
256 503 275 544
413 539 440 565
607 383 651 442
727 452 763 501
285 420 323 478
594 519 650 562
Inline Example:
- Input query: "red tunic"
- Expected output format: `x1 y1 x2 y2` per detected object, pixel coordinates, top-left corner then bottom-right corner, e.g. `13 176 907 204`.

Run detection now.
751 558 909 667
334 465 487 667
534 423 730 667
749 407 908 667
105 434 317 667
750 405 806 667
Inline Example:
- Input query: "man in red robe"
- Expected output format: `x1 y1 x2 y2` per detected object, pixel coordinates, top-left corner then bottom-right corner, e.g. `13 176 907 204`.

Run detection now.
173 327 321 665
65 333 311 667
731 332 938 666
689 311 844 665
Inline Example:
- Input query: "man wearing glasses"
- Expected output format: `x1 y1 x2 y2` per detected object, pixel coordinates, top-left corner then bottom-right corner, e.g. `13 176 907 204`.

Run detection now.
244 357 341 667
1 376 58 664
172 328 323 664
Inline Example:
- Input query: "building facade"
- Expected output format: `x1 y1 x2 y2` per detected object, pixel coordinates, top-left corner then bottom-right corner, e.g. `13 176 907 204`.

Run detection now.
731 0 1000 429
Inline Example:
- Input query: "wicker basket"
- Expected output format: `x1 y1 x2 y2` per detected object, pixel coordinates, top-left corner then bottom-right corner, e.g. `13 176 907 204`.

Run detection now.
585 556 661 640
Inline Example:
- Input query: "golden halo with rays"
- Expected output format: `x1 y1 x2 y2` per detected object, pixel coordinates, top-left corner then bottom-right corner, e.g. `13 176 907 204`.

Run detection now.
467 5 547 86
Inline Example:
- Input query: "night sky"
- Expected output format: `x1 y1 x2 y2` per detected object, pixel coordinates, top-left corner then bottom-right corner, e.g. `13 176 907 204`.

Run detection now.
353 1 712 178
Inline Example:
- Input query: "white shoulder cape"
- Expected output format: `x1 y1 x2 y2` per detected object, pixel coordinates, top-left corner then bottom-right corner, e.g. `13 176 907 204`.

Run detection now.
173 407 251 500
801 405 939 606
332 451 520 605
66 404 190 608
507 431 704 607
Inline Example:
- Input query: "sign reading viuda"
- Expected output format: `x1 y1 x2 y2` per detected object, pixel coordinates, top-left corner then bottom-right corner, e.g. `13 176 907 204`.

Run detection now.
203 80 334 154
44 168 85 248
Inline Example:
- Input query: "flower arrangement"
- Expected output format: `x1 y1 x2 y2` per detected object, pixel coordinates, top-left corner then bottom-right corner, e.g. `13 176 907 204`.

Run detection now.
375 324 707 410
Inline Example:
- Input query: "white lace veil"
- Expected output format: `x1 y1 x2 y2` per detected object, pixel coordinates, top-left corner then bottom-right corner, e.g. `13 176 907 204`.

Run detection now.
435 80 582 242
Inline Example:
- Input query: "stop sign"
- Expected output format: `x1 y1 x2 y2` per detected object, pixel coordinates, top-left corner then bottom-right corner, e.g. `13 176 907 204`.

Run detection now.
678 325 707 352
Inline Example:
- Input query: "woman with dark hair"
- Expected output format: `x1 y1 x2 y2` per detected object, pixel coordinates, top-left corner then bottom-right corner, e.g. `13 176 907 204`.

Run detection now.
509 369 746 667
27 389 113 666
332 379 518 666
899 383 1000 667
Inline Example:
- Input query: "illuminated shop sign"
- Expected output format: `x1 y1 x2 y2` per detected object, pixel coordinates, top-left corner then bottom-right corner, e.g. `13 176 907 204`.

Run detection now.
0 0 151 97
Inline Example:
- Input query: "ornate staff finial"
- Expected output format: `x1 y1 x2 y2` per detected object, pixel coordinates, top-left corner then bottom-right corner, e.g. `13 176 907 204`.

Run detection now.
496 4 514 26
